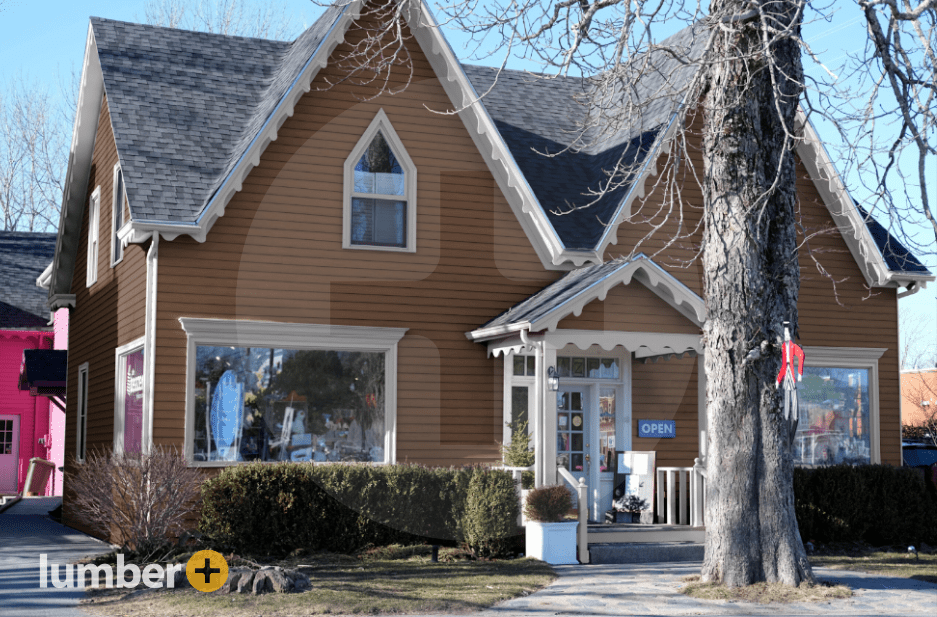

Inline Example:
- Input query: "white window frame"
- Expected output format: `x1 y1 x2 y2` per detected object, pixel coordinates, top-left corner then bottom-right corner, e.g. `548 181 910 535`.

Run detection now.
113 337 146 456
111 164 125 267
76 363 89 463
342 109 417 253
503 352 536 449
86 187 100 286
800 346 885 464
179 318 408 467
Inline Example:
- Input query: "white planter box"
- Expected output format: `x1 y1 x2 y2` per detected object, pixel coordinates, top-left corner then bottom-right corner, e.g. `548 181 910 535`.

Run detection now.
525 521 578 565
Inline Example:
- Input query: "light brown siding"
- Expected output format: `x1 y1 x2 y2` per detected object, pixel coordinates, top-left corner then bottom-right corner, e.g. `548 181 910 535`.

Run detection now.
596 110 903 466
151 18 556 466
63 93 148 530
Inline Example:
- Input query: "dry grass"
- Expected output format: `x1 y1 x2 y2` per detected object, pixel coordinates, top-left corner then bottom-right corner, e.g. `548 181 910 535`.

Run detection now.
80 547 556 617
680 575 852 604
810 551 937 584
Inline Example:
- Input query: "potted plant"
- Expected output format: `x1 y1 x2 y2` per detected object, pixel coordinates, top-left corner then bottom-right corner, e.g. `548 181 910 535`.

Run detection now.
621 494 649 523
524 485 577 564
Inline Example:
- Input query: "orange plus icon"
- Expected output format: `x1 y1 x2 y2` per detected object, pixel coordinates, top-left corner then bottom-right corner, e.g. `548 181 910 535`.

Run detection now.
186 549 229 592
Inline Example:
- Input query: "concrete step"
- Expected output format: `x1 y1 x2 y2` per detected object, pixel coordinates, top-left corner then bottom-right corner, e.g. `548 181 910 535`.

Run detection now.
589 541 704 564
587 523 705 544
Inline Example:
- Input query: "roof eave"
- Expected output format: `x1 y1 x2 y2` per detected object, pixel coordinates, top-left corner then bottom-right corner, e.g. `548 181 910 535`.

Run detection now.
48 23 104 301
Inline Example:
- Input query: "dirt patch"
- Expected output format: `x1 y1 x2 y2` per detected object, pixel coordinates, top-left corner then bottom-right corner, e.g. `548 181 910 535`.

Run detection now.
680 575 852 604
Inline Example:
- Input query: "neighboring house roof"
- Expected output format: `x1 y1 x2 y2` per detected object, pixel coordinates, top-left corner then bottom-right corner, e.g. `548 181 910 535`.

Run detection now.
468 254 705 342
0 232 56 329
47 0 933 304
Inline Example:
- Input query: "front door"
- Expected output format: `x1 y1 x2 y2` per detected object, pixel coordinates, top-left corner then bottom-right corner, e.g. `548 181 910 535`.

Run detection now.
556 388 593 513
0 415 20 494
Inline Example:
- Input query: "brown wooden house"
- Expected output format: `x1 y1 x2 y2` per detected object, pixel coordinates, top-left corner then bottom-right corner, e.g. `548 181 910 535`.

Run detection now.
46 0 933 526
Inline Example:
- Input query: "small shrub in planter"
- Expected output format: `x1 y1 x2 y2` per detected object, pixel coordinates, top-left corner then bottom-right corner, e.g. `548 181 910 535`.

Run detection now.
524 485 572 522
524 486 576 564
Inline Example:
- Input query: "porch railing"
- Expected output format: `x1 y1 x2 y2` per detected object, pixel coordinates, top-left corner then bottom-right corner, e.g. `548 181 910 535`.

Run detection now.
498 465 531 527
556 466 590 564
656 457 706 527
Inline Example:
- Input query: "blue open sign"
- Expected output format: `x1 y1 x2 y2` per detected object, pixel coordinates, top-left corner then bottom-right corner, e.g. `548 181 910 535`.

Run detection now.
638 420 676 439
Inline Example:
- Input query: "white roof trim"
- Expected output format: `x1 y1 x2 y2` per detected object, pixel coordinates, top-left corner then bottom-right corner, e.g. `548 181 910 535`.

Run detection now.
486 329 702 358
468 254 705 343
36 262 53 290
530 256 705 332
795 111 933 289
48 23 105 298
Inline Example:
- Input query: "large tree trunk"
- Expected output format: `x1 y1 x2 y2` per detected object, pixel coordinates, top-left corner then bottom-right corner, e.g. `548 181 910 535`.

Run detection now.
700 0 815 587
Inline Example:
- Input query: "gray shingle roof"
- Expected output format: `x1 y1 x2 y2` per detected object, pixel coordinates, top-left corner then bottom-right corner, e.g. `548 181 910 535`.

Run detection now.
91 4 929 278
855 205 931 275
0 232 56 328
91 2 345 223
462 24 704 250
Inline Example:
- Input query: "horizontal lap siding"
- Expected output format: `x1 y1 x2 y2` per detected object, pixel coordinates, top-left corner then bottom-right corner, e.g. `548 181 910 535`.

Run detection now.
64 94 147 531
152 17 557 466
600 113 901 465
631 357 700 468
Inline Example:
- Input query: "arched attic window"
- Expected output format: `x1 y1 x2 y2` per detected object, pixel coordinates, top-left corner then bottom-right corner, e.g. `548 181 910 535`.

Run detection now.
343 110 416 252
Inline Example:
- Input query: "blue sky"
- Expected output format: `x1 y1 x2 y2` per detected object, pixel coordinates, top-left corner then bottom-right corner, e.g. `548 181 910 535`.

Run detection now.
1 0 933 355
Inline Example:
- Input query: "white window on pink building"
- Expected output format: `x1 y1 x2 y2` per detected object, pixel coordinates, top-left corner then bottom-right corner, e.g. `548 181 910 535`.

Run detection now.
114 338 146 454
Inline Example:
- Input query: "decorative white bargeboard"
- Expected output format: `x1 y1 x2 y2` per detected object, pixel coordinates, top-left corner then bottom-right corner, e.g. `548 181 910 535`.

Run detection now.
525 521 578 565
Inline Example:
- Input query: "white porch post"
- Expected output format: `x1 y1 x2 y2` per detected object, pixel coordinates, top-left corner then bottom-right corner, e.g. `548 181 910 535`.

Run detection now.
541 339 558 486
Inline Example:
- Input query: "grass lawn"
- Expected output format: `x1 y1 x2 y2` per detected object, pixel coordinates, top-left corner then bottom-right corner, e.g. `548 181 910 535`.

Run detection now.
810 550 937 584
80 547 556 617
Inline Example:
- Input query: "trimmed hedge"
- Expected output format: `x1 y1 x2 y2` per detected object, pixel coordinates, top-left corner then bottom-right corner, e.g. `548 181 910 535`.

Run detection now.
199 463 519 557
463 469 520 557
794 464 937 545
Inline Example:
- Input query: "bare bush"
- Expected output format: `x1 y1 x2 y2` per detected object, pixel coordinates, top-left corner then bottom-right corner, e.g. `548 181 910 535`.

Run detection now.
66 446 203 560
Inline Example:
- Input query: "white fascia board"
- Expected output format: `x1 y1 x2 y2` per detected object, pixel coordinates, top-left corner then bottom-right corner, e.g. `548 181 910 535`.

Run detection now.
526 256 705 333
405 1 577 270
795 110 904 289
593 113 682 258
48 23 104 300
465 321 532 343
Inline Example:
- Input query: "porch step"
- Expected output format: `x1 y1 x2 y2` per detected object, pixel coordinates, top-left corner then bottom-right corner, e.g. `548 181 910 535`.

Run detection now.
587 523 705 544
589 541 704 564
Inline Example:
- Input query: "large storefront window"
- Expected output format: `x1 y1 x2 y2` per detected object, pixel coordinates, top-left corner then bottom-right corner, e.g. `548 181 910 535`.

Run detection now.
193 347 386 463
794 366 872 466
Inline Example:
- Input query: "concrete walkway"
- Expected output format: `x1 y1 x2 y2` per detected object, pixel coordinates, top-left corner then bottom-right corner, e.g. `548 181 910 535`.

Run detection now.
471 561 937 616
0 505 110 617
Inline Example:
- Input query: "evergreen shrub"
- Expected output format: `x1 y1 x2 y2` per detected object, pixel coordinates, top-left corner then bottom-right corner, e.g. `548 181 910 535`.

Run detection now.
794 464 937 545
199 463 518 557
462 469 521 557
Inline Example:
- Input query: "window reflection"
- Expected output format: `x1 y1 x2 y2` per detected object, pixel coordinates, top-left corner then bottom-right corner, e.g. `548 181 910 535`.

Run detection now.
794 367 871 466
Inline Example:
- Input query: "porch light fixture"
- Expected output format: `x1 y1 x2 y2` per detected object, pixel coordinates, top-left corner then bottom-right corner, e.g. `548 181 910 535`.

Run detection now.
547 366 560 392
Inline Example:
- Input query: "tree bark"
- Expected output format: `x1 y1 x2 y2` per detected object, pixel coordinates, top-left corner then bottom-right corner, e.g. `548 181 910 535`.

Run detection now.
700 0 815 587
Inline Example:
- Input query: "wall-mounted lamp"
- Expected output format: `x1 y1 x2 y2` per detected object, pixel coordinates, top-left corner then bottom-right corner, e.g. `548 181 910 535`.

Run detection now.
547 366 560 392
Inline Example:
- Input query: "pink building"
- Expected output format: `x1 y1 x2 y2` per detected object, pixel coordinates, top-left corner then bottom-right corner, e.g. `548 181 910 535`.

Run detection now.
0 231 64 497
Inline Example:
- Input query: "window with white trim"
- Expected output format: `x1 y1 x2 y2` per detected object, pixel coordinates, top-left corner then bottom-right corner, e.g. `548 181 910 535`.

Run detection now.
77 363 89 463
793 347 884 467
114 338 145 455
343 110 416 252
86 188 100 286
111 164 126 266
180 319 406 466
